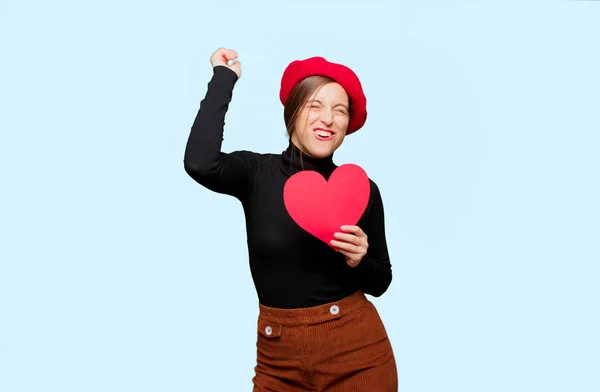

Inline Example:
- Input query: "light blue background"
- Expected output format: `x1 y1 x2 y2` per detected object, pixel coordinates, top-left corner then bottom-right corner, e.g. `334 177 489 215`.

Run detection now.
1 0 599 391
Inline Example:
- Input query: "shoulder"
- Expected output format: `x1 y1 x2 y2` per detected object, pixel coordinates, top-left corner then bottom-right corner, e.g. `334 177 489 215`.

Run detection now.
359 176 387 226
228 150 280 171
231 150 279 162
366 178 385 214
367 177 383 202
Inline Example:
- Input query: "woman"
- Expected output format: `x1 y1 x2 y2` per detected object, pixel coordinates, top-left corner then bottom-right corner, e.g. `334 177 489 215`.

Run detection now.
184 47 397 391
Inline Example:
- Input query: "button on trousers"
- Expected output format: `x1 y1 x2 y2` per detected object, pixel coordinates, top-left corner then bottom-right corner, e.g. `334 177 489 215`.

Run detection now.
252 291 398 391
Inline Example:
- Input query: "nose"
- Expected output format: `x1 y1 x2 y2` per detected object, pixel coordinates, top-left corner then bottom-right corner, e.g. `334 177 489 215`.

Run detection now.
320 108 334 126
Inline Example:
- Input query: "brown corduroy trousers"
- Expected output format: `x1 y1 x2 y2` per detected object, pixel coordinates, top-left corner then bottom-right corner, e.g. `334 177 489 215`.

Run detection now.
252 291 398 391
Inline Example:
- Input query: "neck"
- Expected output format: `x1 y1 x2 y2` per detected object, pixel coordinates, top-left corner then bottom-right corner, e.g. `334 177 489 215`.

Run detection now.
281 139 336 176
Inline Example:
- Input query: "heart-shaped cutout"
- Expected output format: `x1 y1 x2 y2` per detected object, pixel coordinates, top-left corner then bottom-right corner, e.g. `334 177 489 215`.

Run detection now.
283 164 371 247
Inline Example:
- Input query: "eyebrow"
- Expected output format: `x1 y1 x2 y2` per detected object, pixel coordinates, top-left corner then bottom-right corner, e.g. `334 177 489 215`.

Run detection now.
310 99 349 110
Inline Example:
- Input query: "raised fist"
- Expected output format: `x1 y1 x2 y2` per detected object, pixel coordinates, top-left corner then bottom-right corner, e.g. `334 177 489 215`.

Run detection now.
210 47 241 78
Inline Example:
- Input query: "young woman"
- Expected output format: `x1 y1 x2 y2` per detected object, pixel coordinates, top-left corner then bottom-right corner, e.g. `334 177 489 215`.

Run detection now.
184 47 397 391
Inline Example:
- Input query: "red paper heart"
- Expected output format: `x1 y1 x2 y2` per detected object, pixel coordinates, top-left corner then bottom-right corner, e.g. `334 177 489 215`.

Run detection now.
283 164 371 247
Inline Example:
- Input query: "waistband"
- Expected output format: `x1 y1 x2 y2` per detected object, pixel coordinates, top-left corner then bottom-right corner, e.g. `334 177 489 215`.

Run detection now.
258 290 368 326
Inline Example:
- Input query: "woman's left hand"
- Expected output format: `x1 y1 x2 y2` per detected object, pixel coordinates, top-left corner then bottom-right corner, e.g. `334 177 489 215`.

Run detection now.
330 225 369 268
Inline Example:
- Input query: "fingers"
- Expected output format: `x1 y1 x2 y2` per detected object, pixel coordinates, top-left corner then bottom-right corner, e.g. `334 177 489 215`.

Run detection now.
333 232 361 245
220 48 238 61
209 47 242 78
331 225 368 261
340 225 367 239
210 47 239 67
330 239 361 254
334 225 368 246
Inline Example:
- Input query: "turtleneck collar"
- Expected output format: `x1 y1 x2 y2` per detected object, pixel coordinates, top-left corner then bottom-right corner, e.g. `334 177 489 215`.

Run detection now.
280 139 337 177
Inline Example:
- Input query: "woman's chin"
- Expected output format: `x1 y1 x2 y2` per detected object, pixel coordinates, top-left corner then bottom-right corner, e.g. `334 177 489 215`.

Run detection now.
306 143 335 158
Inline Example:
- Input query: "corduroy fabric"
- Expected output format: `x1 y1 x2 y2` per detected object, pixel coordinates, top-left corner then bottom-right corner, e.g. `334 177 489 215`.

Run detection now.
252 291 397 391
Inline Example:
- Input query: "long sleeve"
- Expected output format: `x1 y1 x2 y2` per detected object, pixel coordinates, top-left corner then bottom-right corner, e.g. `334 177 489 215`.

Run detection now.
351 180 393 297
184 65 258 200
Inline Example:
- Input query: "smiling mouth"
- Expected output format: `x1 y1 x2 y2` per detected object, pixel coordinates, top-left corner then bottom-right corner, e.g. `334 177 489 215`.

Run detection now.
314 128 335 140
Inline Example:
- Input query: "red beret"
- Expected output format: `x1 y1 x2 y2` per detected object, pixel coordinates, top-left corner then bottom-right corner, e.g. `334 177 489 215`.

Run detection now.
279 56 367 135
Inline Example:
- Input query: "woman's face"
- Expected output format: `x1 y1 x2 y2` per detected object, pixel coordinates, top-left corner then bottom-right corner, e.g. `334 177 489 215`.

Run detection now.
291 82 350 158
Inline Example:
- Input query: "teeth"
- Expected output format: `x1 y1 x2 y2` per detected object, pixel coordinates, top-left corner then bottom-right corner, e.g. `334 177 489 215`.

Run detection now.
316 130 332 137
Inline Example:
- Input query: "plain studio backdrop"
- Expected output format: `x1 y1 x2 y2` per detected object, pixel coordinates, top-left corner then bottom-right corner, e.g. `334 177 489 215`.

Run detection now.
1 0 598 391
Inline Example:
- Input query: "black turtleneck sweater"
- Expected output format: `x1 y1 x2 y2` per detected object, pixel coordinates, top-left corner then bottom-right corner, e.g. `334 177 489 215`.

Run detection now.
184 65 392 309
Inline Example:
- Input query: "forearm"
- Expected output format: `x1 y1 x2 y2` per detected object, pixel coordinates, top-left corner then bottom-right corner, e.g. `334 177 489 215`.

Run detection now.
354 254 392 297
351 180 393 297
184 65 239 177
184 66 257 198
